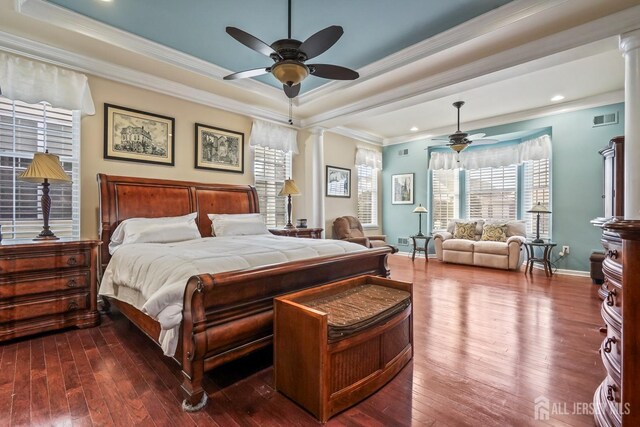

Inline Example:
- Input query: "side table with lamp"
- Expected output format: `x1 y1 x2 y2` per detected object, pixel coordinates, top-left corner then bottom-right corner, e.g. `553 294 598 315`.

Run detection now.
527 202 551 244
411 204 430 261
525 202 554 276
270 178 324 238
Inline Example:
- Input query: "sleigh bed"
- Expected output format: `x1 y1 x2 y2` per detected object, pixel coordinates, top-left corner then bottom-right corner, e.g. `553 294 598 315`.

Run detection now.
97 174 392 410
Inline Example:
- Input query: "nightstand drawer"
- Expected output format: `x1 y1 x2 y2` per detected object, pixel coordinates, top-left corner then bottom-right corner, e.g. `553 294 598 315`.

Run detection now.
0 249 89 275
0 293 88 323
0 271 89 299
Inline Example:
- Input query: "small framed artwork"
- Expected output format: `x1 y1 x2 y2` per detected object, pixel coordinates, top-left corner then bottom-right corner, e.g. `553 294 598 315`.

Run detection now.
104 104 175 166
195 123 244 173
392 173 414 204
326 165 351 198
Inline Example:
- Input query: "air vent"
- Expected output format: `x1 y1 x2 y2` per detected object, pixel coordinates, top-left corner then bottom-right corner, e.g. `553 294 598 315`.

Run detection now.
397 237 409 246
593 112 618 127
398 148 409 156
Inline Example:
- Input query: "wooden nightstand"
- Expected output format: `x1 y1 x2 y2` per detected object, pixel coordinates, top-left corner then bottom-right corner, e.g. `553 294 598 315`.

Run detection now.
0 239 101 342
270 227 323 239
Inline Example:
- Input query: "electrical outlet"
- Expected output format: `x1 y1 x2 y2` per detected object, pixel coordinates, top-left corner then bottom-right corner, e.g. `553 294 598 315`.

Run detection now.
563 245 570 255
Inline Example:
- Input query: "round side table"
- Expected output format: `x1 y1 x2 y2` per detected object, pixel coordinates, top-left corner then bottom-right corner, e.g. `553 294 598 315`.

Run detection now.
523 241 556 276
411 235 431 262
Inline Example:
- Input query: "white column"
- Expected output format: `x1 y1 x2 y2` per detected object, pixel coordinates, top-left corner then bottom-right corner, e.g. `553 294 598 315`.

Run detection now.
307 127 325 235
620 29 640 219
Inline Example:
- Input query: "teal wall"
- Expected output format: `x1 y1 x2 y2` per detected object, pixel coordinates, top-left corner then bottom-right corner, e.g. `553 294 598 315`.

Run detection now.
382 102 625 272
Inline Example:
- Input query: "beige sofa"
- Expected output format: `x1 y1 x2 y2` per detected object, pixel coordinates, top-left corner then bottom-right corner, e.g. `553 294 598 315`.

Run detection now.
433 219 526 270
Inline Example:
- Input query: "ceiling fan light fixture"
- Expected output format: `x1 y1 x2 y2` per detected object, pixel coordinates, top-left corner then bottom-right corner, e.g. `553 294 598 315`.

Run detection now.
272 61 309 86
449 142 469 153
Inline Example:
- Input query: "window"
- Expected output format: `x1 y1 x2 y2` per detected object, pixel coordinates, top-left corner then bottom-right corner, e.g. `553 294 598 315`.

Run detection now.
465 165 517 220
0 98 80 239
431 169 459 230
523 158 551 239
253 146 291 228
356 164 377 226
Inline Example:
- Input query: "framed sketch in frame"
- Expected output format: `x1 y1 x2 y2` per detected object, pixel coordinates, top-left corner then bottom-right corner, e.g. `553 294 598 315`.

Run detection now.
195 123 244 173
326 165 351 198
104 104 175 166
391 173 414 204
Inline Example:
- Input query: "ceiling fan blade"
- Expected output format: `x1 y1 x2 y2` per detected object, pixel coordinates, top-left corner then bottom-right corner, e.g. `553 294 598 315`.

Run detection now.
226 27 279 58
467 133 486 140
283 84 301 99
299 26 344 60
309 64 359 80
223 67 270 80
470 138 499 145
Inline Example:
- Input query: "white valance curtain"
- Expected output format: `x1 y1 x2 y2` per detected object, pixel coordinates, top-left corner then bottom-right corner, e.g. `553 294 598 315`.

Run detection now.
248 119 299 154
0 52 95 116
355 147 382 169
429 134 551 170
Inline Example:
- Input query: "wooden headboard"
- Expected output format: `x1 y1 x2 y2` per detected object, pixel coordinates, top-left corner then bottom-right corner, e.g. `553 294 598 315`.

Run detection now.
97 173 260 269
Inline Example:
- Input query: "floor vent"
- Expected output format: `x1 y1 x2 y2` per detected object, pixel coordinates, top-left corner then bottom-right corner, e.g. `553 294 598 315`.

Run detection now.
397 237 409 245
398 148 409 156
593 112 618 127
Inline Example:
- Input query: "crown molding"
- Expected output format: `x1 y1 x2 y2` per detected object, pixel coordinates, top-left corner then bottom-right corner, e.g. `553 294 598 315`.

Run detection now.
15 0 286 102
301 5 640 130
382 90 625 146
0 30 291 125
298 0 567 105
328 127 384 146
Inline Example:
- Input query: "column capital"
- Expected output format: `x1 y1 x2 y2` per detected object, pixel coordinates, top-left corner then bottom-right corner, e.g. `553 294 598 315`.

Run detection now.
310 127 325 137
620 28 640 54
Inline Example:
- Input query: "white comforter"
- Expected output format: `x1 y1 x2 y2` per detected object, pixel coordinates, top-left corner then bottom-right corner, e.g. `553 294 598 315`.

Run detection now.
99 235 367 355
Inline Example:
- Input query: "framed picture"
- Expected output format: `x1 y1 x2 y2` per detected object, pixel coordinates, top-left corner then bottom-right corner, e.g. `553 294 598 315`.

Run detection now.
104 104 175 166
392 173 414 204
326 165 351 198
195 123 244 173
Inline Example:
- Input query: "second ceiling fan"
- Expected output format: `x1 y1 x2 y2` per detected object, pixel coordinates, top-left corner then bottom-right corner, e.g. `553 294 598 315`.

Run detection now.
432 101 497 152
223 0 359 98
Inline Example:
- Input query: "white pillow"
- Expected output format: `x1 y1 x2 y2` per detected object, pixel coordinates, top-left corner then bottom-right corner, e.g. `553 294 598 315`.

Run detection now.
208 213 269 237
109 212 199 254
122 221 201 245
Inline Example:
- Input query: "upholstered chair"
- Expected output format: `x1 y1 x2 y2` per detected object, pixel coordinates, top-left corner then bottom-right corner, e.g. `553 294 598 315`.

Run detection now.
332 216 388 249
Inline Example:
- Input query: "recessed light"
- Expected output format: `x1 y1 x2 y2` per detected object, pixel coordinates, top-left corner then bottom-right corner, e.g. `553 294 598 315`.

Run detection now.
551 95 565 102
410 126 419 132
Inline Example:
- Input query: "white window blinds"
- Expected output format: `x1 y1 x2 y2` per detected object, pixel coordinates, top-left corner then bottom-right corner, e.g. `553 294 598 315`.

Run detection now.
523 158 551 239
253 146 291 228
0 98 80 239
465 165 517 220
356 164 377 226
432 169 459 230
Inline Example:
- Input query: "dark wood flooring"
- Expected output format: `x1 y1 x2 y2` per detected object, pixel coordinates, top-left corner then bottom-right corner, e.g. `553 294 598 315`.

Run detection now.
0 255 605 426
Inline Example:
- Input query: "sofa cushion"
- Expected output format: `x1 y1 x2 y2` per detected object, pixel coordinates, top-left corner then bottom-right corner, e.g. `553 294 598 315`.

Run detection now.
453 222 477 240
442 239 474 252
447 219 484 235
485 219 526 237
474 241 510 255
481 223 507 242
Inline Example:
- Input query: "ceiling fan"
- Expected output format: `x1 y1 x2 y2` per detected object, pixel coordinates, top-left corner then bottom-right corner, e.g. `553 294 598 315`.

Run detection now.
223 0 359 99
432 101 498 152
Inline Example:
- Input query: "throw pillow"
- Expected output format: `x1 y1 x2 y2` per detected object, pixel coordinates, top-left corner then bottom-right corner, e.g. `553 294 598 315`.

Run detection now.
453 221 477 240
481 224 508 242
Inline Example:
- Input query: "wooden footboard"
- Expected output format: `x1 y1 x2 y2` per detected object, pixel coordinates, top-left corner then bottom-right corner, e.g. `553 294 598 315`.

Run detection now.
180 247 391 407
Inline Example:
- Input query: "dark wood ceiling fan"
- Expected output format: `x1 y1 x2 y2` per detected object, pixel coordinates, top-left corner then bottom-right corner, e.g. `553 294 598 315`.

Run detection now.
223 0 359 98
432 101 498 152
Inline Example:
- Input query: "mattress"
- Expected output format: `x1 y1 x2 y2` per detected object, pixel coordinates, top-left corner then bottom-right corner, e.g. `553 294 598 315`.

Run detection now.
99 234 367 356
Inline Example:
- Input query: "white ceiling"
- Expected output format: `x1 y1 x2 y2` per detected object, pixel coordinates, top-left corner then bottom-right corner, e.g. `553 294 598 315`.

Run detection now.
0 0 638 144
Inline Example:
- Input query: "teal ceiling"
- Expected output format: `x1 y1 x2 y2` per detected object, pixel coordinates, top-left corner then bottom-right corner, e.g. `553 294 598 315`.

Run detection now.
46 0 512 90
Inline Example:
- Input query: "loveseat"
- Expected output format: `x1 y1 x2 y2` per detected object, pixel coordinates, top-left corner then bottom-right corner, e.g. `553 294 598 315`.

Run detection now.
433 219 526 270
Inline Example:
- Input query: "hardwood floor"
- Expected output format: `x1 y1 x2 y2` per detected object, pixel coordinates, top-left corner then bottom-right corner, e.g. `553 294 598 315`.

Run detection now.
0 254 605 426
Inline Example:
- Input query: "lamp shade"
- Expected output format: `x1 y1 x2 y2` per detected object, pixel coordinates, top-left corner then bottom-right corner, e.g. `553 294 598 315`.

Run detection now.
18 151 71 183
272 61 309 86
413 204 428 213
278 179 301 196
527 202 551 214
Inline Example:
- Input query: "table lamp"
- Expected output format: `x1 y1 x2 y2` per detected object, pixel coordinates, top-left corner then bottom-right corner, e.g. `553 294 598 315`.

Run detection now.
413 204 428 237
18 150 71 240
527 202 551 243
278 178 301 229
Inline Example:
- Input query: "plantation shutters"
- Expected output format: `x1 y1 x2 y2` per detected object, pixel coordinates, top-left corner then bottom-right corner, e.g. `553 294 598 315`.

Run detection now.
356 164 377 226
253 146 291 228
523 158 551 239
431 169 459 230
465 165 517 220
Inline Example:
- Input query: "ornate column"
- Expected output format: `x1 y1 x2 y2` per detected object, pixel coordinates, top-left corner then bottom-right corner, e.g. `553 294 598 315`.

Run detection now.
306 127 325 235
620 29 640 219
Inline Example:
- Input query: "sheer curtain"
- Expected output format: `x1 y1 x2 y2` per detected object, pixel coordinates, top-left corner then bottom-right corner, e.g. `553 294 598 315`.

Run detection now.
429 134 551 170
355 147 382 169
248 119 298 154
0 52 95 116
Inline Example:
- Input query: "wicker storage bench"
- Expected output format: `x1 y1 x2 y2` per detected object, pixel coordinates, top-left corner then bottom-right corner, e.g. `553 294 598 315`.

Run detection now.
274 275 413 422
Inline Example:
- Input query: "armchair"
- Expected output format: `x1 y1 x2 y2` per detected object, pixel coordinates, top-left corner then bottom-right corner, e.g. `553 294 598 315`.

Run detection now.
332 216 388 249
